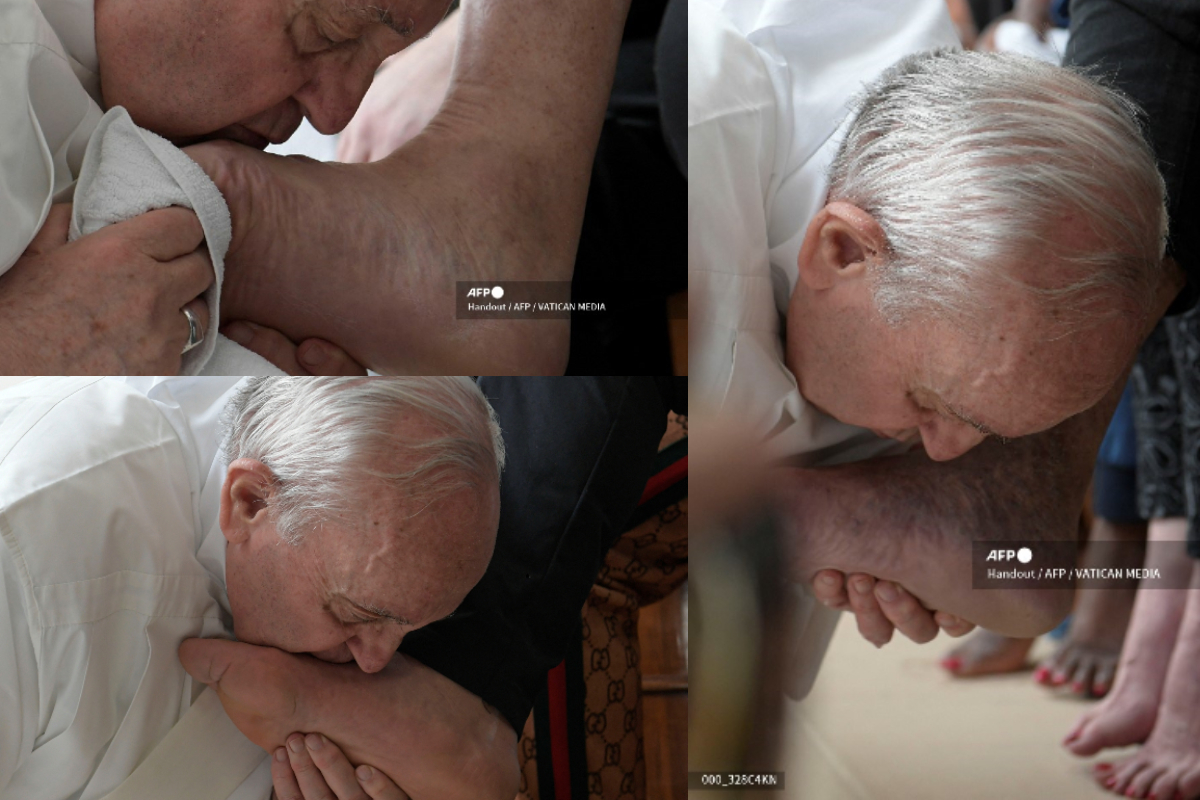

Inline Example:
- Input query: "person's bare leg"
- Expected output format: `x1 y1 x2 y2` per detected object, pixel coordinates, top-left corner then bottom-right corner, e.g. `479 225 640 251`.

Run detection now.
1034 518 1146 696
188 0 633 375
1094 558 1200 800
1064 517 1190 756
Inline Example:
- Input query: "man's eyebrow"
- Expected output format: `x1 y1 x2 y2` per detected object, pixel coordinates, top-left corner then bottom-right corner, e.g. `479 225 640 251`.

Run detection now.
361 4 415 37
341 596 411 625
941 400 1010 443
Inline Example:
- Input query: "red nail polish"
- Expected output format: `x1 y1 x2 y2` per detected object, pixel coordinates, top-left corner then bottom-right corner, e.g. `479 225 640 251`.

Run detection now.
1034 666 1050 683
1073 681 1085 693
1096 763 1113 771
1094 683 1109 696
941 657 962 672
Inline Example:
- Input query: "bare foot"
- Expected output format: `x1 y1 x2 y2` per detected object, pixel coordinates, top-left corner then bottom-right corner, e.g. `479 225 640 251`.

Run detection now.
1092 561 1200 800
941 630 1034 676
1064 519 1190 757
1036 522 1145 697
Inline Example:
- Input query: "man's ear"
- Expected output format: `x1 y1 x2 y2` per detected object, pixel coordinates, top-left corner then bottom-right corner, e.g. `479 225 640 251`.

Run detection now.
219 458 276 545
797 201 887 290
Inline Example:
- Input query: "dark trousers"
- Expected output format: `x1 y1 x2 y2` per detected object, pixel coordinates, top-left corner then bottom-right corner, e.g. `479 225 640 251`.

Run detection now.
566 0 686 374
400 376 685 734
1065 0 1200 313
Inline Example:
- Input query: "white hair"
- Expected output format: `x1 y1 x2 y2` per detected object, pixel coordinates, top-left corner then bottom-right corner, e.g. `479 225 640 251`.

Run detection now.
221 377 505 543
827 48 1168 333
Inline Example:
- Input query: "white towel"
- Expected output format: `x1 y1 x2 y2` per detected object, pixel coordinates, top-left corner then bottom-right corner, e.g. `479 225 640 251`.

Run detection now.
69 106 285 376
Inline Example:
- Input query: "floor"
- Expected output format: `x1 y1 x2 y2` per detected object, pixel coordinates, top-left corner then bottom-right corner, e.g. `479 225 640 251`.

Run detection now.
641 583 688 800
784 614 1138 800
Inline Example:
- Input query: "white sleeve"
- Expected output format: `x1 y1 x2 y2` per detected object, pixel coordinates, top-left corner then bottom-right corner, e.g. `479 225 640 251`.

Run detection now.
0 1 103 274
0 523 38 796
688 0 792 416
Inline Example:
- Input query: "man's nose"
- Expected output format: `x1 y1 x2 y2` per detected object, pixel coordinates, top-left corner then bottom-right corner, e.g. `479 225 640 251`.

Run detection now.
293 61 375 135
347 626 407 674
920 420 987 462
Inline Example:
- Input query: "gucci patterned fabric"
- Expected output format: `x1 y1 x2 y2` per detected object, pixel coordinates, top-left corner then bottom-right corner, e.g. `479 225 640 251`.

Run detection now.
1132 308 1200 557
518 414 688 800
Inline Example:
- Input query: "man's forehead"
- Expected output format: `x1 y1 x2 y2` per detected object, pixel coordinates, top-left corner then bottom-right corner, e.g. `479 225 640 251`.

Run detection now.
295 0 416 36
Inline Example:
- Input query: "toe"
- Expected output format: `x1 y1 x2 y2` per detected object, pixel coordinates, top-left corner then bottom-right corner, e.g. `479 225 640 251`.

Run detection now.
1065 711 1102 754
1093 659 1117 698
1129 763 1168 799
1178 763 1200 799
1113 756 1151 796
1072 657 1097 697
1149 769 1180 800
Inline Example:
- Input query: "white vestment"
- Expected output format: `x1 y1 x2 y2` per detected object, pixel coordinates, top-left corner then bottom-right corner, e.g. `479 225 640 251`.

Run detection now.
0 0 102 274
0 377 273 800
687 0 959 695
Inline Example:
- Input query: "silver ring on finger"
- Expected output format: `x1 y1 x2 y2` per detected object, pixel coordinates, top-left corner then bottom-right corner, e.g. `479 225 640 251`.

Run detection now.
181 306 204 354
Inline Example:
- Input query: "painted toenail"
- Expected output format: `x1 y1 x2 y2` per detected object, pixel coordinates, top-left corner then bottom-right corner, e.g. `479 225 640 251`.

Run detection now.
1034 667 1050 683
941 657 962 673
1094 684 1109 696
1073 682 1084 693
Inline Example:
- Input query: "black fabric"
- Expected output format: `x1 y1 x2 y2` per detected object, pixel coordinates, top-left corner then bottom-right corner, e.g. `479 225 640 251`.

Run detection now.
1065 0 1200 314
1132 309 1200 556
529 621 588 800
657 0 686 177
398 377 684 734
565 1 686 375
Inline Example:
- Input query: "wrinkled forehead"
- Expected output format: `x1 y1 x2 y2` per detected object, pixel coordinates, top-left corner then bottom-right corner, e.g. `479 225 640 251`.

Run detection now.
918 305 1135 436
320 484 497 612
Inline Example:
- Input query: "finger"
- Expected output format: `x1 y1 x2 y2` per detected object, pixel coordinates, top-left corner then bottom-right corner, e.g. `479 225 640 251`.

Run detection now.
933 611 976 638
222 321 305 374
24 204 73 256
296 339 368 376
286 734 339 800
846 574 894 647
812 570 851 610
874 582 939 644
355 765 411 800
115 206 206 261
157 244 217 306
272 747 305 800
304 733 370 799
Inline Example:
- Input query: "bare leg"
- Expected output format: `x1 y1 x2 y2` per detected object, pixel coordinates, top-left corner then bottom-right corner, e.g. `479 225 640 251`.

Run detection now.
1094 558 1200 799
1064 518 1190 756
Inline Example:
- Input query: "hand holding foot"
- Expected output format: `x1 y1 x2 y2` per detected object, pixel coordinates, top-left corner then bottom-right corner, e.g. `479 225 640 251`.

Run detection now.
811 569 975 646
179 638 519 800
272 733 409 800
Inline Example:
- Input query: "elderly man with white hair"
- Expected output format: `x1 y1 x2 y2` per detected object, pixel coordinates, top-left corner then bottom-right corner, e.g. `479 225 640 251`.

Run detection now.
690 0 1185 678
0 376 508 799
0 0 640 374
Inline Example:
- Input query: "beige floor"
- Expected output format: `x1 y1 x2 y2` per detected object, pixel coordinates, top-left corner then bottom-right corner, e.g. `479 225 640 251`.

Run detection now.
784 615 1140 800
